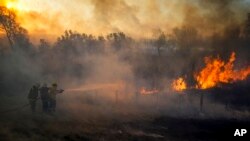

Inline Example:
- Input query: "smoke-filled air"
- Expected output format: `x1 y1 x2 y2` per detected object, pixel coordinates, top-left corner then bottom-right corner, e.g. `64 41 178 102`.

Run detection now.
1 0 250 141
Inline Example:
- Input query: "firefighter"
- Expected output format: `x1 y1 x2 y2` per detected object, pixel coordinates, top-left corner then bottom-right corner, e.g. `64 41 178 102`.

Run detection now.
39 83 50 113
48 83 64 113
28 83 40 113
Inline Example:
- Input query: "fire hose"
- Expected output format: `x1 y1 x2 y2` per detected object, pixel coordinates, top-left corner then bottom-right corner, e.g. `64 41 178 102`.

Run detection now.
0 98 40 114
0 89 64 114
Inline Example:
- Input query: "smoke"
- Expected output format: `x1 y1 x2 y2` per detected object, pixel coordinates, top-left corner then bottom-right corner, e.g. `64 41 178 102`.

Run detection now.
1 0 248 43
0 0 16 6
18 11 64 43
181 0 250 36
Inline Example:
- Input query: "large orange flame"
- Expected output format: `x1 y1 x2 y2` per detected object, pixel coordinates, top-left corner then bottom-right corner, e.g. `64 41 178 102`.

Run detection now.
195 52 250 89
172 77 187 92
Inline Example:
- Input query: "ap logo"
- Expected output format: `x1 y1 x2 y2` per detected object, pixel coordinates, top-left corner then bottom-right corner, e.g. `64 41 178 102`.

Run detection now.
234 129 247 136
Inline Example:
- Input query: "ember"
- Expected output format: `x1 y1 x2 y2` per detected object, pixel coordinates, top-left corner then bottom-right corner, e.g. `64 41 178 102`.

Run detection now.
139 87 159 95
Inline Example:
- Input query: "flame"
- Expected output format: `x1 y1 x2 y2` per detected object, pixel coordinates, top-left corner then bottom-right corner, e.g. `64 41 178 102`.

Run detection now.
139 87 159 95
195 52 250 89
172 77 187 92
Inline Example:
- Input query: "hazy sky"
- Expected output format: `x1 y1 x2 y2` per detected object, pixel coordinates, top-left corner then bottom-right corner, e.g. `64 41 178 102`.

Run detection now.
1 0 250 43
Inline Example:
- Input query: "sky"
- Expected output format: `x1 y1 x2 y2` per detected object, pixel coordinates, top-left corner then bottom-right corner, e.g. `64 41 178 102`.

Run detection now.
0 0 250 43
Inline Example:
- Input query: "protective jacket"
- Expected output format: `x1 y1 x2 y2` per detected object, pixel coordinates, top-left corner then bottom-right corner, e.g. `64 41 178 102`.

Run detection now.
28 86 39 100
49 86 59 100
40 86 49 100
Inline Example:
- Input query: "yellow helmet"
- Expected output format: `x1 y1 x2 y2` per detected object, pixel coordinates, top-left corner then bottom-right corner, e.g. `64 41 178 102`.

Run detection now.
52 83 57 87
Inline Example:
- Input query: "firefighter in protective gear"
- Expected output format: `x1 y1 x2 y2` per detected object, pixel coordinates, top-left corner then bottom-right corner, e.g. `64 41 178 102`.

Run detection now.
28 84 40 113
48 83 64 112
39 83 50 113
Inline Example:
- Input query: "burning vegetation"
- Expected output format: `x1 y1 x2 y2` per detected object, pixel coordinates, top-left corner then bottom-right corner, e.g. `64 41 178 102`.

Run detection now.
172 77 187 92
195 52 250 89
172 52 250 91
139 87 159 95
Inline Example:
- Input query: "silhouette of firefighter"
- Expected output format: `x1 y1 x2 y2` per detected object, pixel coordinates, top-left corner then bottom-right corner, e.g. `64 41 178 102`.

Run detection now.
28 83 40 113
39 83 50 113
48 83 64 113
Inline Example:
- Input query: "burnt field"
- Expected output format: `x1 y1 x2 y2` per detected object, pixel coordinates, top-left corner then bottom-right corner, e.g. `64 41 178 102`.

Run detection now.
1 88 250 141
1 113 250 141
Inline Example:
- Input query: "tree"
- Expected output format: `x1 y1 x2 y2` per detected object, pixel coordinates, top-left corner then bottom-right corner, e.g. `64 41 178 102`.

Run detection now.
107 32 132 51
0 6 30 51
244 13 250 39
155 33 167 57
38 39 50 52
173 26 198 49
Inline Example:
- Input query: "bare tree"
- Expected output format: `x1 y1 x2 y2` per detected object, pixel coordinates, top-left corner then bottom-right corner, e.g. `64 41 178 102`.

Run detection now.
244 13 250 39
